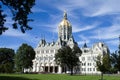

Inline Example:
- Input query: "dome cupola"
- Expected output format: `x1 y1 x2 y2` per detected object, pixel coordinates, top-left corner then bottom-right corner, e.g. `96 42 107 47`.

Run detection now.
58 11 72 42
59 11 71 27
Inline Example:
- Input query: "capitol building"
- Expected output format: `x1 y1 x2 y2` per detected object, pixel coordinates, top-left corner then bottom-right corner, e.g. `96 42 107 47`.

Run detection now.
32 11 109 74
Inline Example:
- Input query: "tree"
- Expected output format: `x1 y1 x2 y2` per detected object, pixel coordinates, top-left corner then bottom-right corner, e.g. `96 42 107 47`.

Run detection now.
96 53 111 80
117 36 120 71
0 0 35 35
15 43 35 72
0 48 15 73
110 36 120 73
55 45 82 75
110 52 119 73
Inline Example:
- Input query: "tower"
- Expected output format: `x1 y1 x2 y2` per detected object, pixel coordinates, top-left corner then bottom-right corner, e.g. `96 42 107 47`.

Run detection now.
58 11 72 42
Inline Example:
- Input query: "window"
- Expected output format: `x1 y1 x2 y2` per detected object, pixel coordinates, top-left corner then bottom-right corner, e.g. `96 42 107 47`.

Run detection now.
49 56 53 60
96 48 98 51
101 44 103 47
82 63 86 66
37 51 39 54
88 68 89 71
84 50 86 53
64 35 66 40
82 63 83 66
82 57 85 61
87 63 92 66
82 68 83 71
93 68 95 71
40 57 43 60
41 50 44 53
50 50 54 53
87 57 91 60
90 63 91 66
90 68 92 71
84 68 86 71
84 63 86 66
44 56 48 60
93 63 96 66
93 56 97 61
46 50 49 53
36 56 39 60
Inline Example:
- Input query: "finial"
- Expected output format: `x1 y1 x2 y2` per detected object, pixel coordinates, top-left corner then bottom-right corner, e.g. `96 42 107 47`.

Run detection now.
63 10 67 19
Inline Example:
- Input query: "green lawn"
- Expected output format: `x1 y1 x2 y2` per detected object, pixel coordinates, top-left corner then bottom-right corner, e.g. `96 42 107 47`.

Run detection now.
0 74 120 80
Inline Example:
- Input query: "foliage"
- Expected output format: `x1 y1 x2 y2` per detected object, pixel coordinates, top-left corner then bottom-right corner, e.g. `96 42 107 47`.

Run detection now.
15 43 35 72
0 48 15 73
110 36 120 73
96 53 111 80
55 45 82 75
110 52 119 73
0 0 35 35
0 5 8 34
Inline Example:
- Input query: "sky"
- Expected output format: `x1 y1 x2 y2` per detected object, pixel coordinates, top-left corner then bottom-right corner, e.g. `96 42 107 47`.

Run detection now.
0 0 120 53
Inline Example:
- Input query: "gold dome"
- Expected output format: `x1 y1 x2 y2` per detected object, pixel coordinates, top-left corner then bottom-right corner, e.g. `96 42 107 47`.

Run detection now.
59 11 71 27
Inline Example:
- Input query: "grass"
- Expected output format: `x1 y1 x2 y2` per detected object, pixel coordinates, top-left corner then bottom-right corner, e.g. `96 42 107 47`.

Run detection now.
0 74 120 80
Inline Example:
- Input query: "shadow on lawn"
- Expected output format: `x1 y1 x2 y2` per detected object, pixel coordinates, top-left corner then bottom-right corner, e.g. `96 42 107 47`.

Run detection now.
0 76 38 80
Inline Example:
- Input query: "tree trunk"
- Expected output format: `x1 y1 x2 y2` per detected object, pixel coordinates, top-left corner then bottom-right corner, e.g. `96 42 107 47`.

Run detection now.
22 67 24 73
70 67 73 75
101 72 103 80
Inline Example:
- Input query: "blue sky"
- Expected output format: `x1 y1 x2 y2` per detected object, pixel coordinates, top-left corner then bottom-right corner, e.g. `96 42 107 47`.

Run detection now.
0 0 120 53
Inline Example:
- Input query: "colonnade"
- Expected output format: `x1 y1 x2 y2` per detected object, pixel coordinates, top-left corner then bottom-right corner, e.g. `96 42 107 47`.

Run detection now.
33 63 62 73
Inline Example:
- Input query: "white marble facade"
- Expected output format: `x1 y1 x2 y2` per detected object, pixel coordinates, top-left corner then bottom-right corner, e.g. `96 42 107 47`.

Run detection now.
79 42 109 74
32 11 109 74
32 11 77 73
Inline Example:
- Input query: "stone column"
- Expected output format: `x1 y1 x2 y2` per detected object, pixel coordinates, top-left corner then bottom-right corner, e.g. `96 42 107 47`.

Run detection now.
48 66 50 72
43 65 45 72
58 65 62 73
53 66 55 73
36 63 39 72
32 63 35 72
39 64 41 72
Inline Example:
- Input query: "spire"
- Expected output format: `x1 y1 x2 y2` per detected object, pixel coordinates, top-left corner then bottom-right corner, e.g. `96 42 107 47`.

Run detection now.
83 41 87 48
63 10 67 20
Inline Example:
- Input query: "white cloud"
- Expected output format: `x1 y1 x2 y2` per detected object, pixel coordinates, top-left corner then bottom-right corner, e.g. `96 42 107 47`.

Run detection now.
32 7 47 13
21 34 40 44
2 17 28 37
38 21 98 34
1 16 25 37
36 23 58 33
77 34 91 46
44 0 120 17
85 0 120 17
90 23 120 40
2 0 120 52
106 39 119 46
0 45 19 50
77 41 85 46
106 39 119 53
55 0 87 11
3 28 26 37
72 23 98 33
77 39 90 47
79 35 88 40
